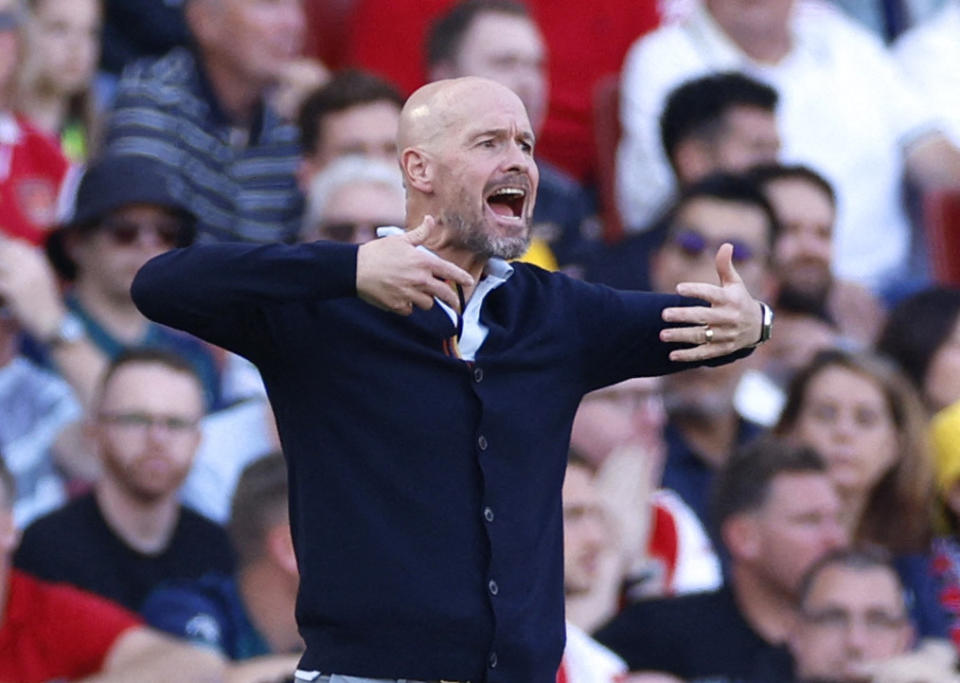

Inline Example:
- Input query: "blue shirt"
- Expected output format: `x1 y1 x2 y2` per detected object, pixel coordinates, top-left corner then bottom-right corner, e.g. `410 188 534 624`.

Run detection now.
132 241 750 683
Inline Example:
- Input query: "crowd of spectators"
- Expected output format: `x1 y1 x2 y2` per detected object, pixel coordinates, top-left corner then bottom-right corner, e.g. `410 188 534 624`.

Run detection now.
2 0 960 680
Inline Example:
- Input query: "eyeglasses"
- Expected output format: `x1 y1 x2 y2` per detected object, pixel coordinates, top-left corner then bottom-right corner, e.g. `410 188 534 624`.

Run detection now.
315 220 396 244
100 217 183 248
668 227 763 264
802 607 908 634
99 411 199 433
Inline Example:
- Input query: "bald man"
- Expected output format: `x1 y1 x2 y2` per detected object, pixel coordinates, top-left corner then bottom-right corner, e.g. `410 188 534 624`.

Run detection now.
131 77 770 683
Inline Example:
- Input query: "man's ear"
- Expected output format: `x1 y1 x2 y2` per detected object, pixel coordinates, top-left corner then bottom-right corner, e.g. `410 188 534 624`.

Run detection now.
673 139 713 186
402 148 434 193
266 522 298 575
722 514 761 562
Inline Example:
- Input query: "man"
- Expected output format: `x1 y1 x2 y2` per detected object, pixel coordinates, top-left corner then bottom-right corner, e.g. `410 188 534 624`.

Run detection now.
749 163 884 346
559 455 629 683
144 453 301 679
647 174 778 531
791 548 958 683
15 348 235 611
661 71 780 189
103 0 305 242
131 76 768 682
596 437 847 681
0 453 228 682
616 0 960 291
426 0 594 267
300 155 406 245
296 68 405 188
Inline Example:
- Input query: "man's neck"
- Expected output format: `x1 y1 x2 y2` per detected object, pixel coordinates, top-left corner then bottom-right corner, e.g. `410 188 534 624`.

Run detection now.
198 52 262 124
19 87 68 138
95 482 180 555
731 565 796 644
237 562 302 653
673 411 739 469
707 1 793 63
73 281 149 344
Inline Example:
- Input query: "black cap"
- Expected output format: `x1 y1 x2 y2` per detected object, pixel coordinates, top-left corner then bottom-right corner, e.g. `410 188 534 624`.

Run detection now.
46 155 196 280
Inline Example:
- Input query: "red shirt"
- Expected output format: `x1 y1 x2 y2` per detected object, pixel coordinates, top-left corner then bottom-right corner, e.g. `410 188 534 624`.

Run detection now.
0 570 142 683
343 0 660 182
0 114 71 245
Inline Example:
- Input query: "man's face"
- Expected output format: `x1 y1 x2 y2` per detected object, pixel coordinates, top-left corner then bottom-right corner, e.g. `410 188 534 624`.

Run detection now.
792 565 913 682
734 472 847 596
570 377 665 465
450 12 548 133
28 0 100 96
431 83 539 260
562 463 608 595
766 177 835 305
95 362 204 503
303 180 405 245
312 101 401 170
652 196 772 297
72 204 184 303
193 0 304 88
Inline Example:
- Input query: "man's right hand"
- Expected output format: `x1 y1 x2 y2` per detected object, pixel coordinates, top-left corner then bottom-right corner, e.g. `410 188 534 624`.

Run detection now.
355 215 473 315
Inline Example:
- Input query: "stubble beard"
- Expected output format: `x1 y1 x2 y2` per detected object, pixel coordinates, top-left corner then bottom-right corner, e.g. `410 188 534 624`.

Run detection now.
441 207 531 261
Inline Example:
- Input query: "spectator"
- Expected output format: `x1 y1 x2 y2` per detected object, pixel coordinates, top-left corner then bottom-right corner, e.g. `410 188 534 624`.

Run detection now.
102 0 305 243
775 348 945 636
930 399 960 651
616 0 960 292
143 453 300 679
596 437 845 680
750 163 885 347
559 453 629 683
426 0 594 268
876 287 960 414
18 0 102 161
296 68 404 189
0 452 228 682
36 154 218 410
647 174 777 531
14 348 235 611
895 0 960 146
0 0 69 245
0 258 81 526
301 155 405 245
791 548 958 683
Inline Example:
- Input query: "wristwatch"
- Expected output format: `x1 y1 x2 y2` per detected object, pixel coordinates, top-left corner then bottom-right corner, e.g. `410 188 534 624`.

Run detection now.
43 312 86 348
755 302 774 346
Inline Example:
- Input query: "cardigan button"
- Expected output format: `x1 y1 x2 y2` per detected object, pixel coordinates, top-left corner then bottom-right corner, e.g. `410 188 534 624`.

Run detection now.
478 435 488 451
488 579 499 595
474 367 484 382
483 506 494 522
488 651 498 668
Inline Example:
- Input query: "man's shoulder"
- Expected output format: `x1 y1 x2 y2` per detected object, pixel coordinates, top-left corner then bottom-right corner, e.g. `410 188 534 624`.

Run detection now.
19 494 98 538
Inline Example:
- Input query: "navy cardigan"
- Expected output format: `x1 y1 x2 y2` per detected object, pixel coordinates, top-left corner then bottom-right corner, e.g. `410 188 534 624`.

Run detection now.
132 241 747 683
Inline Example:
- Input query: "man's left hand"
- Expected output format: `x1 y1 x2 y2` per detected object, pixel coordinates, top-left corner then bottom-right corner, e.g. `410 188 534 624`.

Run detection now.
658 243 763 362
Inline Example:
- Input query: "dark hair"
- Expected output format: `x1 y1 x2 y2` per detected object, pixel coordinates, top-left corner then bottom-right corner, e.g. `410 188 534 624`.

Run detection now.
0 454 14 507
748 162 836 208
297 69 404 155
229 453 288 568
875 287 960 409
712 436 827 531
774 348 934 553
98 347 204 406
797 546 904 609
662 171 781 251
426 0 530 68
660 71 778 170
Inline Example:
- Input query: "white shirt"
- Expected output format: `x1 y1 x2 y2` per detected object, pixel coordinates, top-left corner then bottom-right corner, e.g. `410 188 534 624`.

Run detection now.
617 0 940 289
561 622 628 683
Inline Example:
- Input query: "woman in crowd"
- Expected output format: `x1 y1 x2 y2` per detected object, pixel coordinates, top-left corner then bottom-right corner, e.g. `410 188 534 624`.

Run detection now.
876 286 960 416
774 348 946 636
18 0 101 161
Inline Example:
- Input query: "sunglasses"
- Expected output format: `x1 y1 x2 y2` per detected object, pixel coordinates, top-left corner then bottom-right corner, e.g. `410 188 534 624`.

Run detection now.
317 220 396 244
100 217 183 248
669 227 762 264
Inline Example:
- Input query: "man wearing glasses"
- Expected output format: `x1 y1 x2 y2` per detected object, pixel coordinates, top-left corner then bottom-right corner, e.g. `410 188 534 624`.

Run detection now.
14 348 235 612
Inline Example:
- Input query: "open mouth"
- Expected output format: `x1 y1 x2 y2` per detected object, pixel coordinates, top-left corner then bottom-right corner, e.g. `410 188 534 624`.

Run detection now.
485 186 527 220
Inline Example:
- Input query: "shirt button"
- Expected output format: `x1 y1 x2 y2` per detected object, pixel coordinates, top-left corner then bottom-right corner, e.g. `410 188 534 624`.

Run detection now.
488 579 498 595
489 651 498 668
483 506 494 522
474 367 484 383
478 435 488 451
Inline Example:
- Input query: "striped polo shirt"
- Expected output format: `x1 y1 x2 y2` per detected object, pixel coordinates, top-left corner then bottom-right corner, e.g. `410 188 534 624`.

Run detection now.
103 47 303 243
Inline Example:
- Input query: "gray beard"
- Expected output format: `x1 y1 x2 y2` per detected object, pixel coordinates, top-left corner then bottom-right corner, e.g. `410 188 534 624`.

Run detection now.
442 209 531 261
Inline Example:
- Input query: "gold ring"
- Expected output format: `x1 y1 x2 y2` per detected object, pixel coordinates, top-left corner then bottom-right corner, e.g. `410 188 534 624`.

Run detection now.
704 326 714 343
